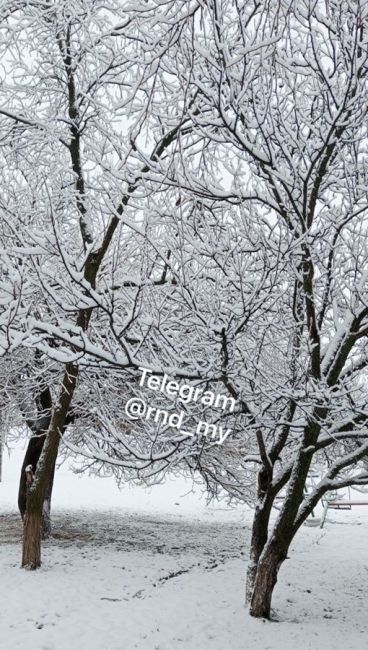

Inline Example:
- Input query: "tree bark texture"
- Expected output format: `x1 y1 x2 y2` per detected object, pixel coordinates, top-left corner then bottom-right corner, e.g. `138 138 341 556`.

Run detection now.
18 433 56 539
249 541 286 619
21 364 78 568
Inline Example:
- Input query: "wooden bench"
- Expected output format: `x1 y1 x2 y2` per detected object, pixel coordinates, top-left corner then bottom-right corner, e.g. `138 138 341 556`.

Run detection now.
320 498 368 527
327 500 368 509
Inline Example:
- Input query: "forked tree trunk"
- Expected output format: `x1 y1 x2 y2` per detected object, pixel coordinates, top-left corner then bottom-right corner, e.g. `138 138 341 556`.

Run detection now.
246 450 276 605
21 431 61 569
247 419 322 618
18 434 56 539
21 363 78 569
248 477 330 618
21 433 60 569
18 435 45 518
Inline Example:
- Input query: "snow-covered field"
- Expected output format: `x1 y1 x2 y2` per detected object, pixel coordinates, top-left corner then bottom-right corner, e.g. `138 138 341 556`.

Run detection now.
1 444 368 650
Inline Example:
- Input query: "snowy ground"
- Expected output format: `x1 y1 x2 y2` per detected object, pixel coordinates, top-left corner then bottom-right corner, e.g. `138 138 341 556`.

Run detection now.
1 443 368 650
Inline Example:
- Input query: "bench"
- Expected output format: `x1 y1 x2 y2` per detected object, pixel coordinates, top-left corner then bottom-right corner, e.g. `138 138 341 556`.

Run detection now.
327 500 368 508
320 496 368 527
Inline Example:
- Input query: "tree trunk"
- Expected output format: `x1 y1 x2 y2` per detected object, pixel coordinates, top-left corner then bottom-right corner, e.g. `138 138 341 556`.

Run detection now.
41 459 56 539
18 433 56 539
21 430 61 568
246 548 260 606
246 452 277 605
246 499 272 603
22 507 42 569
249 541 286 619
18 434 45 518
21 363 78 569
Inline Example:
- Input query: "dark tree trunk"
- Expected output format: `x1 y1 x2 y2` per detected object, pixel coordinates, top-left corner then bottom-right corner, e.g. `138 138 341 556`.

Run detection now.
18 435 45 518
22 507 42 569
21 431 60 569
246 498 273 603
246 447 309 618
246 443 276 605
249 540 287 619
18 433 56 539
22 363 78 569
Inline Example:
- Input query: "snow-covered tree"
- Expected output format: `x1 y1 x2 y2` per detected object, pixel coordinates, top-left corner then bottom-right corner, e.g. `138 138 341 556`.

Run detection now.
168 0 368 618
0 0 207 568
2 0 368 623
